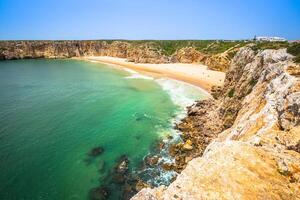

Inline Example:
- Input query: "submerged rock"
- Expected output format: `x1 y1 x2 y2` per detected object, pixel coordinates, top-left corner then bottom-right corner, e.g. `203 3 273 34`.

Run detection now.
116 155 129 174
89 146 104 157
88 186 110 200
145 155 160 166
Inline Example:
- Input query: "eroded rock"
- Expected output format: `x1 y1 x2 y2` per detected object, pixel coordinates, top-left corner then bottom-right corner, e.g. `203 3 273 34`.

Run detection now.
132 47 300 200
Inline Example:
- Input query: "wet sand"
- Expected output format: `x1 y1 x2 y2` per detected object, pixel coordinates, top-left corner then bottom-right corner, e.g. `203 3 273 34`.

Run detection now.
80 56 225 91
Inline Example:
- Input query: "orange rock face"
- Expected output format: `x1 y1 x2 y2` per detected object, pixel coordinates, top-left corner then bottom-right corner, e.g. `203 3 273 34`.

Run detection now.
171 47 207 63
0 41 169 63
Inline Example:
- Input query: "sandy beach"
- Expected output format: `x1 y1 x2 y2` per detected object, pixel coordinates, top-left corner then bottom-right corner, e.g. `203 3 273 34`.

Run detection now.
81 56 225 91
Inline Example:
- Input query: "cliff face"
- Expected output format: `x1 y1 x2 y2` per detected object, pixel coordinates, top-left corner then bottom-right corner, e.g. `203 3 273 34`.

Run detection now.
132 47 300 199
169 47 234 71
0 41 231 69
0 41 169 63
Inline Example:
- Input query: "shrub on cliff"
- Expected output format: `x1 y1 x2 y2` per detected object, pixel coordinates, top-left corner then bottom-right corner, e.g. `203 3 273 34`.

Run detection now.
287 43 300 63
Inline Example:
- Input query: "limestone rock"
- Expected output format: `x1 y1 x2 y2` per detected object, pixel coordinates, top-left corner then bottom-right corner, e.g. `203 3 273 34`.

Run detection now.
0 41 169 63
171 47 206 63
182 140 193 151
132 48 300 199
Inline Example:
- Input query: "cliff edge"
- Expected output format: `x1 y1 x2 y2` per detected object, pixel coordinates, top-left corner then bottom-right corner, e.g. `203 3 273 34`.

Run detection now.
0 40 244 71
132 47 300 200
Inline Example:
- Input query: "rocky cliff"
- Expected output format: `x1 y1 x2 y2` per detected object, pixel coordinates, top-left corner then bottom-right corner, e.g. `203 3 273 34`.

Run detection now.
132 47 300 199
0 40 169 63
170 46 238 72
0 40 234 70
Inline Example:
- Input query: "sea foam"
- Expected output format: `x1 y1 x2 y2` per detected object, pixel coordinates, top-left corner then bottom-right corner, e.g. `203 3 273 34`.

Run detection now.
123 68 154 80
156 78 208 116
138 78 209 186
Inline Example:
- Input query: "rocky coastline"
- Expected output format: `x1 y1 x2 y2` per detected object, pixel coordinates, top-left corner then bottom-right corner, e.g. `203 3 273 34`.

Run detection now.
86 44 300 200
132 46 300 199
1 41 300 199
0 40 234 71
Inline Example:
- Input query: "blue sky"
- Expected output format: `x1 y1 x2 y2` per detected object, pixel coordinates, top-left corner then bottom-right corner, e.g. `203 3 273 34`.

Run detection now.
0 0 299 40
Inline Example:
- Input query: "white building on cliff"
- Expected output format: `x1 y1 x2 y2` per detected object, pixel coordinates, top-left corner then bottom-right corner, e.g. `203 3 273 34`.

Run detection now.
254 36 287 42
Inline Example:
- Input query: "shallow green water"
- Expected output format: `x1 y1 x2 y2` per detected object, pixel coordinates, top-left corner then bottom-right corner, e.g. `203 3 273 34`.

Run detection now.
0 59 205 200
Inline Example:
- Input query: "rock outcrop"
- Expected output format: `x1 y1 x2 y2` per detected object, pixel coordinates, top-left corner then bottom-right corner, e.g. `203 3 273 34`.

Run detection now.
0 41 168 63
171 47 207 63
132 47 300 199
0 41 233 70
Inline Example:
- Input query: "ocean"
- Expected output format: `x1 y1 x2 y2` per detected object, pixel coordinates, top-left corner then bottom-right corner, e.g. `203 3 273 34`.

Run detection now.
0 59 206 200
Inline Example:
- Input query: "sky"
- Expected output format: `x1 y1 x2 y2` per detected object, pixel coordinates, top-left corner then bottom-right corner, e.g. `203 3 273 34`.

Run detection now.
0 0 299 40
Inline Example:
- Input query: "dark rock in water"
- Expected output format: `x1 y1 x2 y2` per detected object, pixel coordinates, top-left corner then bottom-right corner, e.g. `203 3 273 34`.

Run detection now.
122 183 137 200
89 146 104 157
134 113 151 122
161 162 174 171
110 155 130 184
116 155 129 174
150 139 166 153
135 116 143 121
167 134 174 140
88 186 110 200
113 173 126 184
145 155 160 166
158 142 165 150
168 143 182 157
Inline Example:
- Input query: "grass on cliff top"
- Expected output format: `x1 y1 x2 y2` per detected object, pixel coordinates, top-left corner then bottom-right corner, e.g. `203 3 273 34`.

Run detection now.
250 41 290 51
123 40 214 56
123 40 300 62
2 40 299 62
250 41 300 63
287 42 300 63
122 40 250 56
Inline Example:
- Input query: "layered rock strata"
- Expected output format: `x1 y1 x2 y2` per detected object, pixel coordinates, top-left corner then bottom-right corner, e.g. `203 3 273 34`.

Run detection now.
132 47 300 199
0 41 169 63
0 41 231 70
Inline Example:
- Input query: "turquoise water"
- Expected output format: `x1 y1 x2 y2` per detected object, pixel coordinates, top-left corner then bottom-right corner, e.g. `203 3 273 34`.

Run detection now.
0 59 205 200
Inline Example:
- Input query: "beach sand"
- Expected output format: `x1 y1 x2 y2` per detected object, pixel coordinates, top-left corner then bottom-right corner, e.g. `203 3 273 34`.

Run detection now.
81 56 225 91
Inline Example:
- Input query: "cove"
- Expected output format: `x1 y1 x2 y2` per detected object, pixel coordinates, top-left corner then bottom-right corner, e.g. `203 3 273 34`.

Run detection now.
0 59 206 200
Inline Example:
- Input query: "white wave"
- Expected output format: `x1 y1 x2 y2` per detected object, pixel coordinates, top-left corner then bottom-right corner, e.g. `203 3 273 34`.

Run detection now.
125 74 154 80
123 67 154 80
89 60 99 63
138 78 210 187
123 67 138 74
156 78 208 110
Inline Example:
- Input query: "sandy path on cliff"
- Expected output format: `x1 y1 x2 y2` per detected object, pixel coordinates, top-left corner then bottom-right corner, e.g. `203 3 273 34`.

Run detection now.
80 56 225 91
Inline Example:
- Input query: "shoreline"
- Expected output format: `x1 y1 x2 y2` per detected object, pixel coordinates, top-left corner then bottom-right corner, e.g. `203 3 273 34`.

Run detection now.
77 56 215 196
77 56 225 92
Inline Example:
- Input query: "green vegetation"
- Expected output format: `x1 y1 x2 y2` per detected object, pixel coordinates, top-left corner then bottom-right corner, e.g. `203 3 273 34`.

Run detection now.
122 40 215 56
250 41 289 52
249 41 300 63
249 78 258 87
110 40 248 56
201 41 249 54
287 42 300 63
111 40 300 63
2 40 299 62
228 88 235 98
